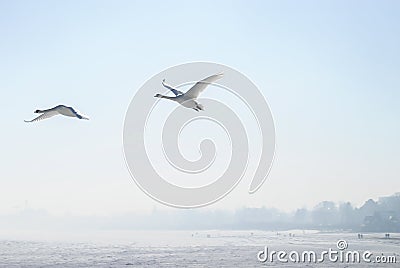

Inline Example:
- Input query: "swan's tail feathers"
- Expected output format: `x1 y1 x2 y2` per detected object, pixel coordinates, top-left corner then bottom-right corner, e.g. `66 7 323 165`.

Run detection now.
215 72 224 77
79 115 89 120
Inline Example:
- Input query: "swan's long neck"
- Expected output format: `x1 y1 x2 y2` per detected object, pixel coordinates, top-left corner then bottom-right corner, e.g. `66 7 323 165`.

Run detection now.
36 107 57 113
156 95 176 101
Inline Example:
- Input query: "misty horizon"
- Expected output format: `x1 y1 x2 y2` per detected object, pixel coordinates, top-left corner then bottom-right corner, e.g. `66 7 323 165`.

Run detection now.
2 192 399 233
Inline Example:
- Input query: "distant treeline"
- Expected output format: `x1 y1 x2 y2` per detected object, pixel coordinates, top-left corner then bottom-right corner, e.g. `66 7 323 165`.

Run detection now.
126 192 400 232
1 193 399 232
229 193 400 232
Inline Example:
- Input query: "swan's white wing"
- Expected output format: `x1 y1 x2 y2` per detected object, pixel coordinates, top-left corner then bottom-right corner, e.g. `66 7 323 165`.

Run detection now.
162 79 184 96
74 109 89 120
184 73 223 99
67 107 80 117
67 107 89 120
24 111 59 123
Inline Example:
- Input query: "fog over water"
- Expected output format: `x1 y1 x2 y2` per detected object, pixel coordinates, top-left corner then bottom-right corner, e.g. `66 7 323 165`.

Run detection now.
1 193 399 233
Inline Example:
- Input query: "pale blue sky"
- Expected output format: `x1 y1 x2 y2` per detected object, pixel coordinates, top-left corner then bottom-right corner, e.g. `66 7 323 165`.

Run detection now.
0 1 399 215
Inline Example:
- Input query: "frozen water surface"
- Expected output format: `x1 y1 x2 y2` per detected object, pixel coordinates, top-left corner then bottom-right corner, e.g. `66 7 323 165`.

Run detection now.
0 230 398 267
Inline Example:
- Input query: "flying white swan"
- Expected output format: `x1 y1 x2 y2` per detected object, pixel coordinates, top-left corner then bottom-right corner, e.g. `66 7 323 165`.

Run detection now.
154 72 223 111
25 105 89 122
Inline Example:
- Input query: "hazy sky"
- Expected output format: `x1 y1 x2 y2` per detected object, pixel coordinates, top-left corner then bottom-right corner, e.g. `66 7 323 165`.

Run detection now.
0 0 399 216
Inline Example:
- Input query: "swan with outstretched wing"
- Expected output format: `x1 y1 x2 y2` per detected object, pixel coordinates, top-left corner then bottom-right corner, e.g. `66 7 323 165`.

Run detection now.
155 73 223 111
25 105 89 122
